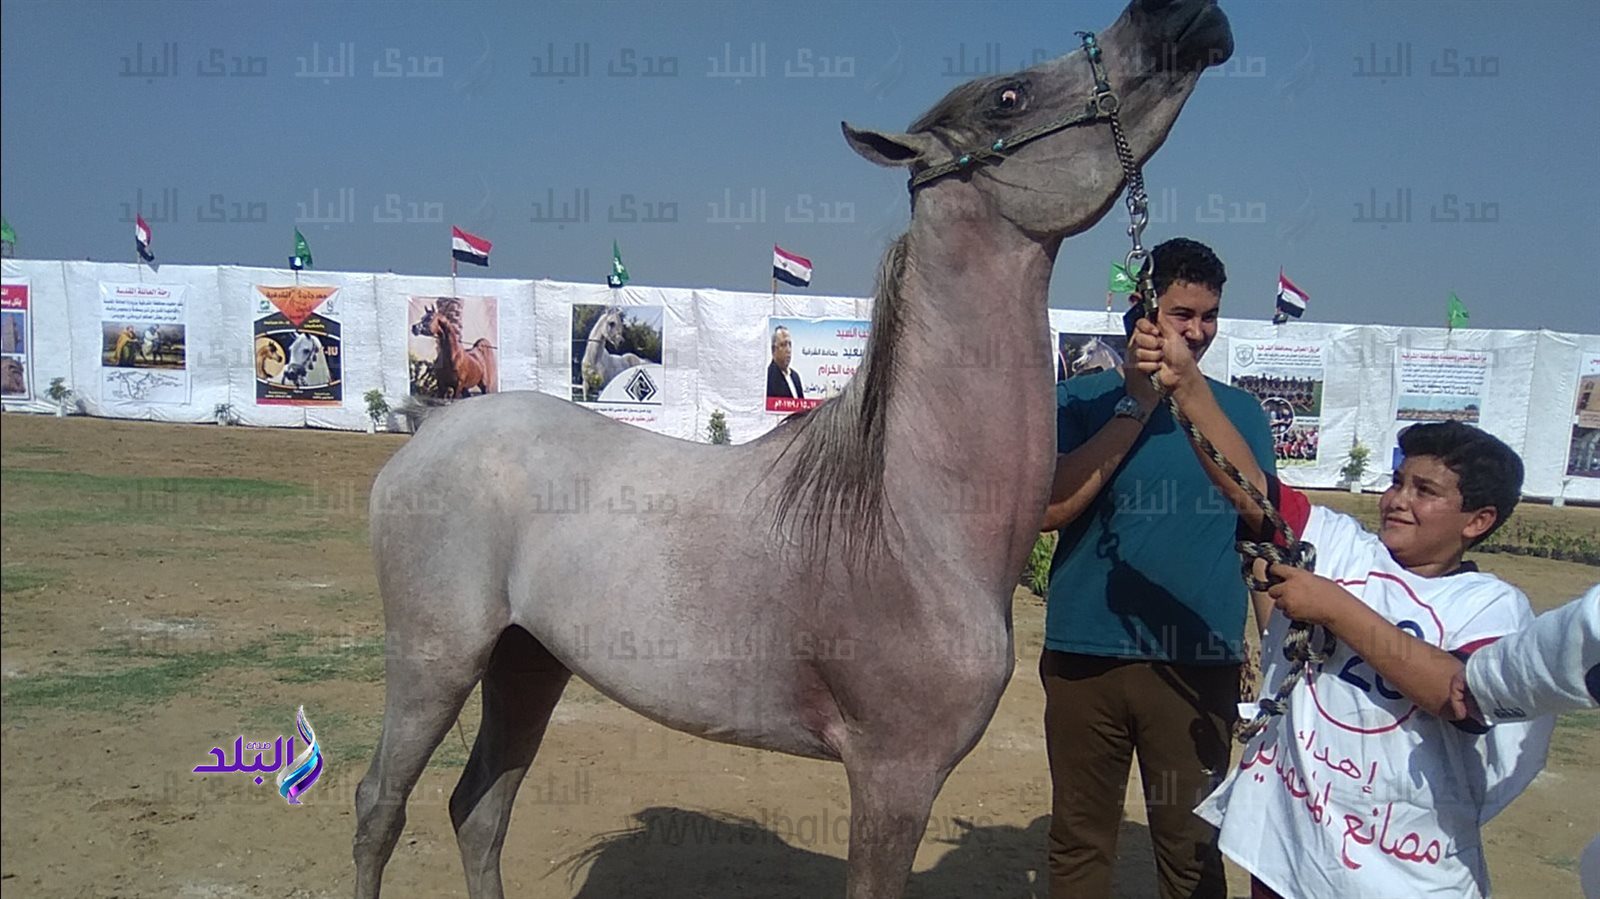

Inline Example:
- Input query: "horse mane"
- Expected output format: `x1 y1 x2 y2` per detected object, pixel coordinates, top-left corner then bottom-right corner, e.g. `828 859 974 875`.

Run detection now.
768 233 909 568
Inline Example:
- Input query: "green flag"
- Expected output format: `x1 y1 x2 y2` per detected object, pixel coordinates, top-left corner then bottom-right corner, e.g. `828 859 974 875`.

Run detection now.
607 240 630 288
1108 262 1138 293
291 229 313 270
0 217 15 246
1447 292 1469 330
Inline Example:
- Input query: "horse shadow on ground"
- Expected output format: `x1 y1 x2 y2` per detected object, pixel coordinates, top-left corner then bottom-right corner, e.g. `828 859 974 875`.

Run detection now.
557 807 1165 898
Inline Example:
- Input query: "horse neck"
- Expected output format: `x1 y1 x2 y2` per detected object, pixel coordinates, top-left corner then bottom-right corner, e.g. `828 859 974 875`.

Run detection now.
879 188 1060 576
581 324 608 369
436 321 464 363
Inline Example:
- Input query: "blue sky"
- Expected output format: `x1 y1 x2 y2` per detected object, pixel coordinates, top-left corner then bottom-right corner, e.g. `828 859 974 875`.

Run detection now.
3 0 1596 331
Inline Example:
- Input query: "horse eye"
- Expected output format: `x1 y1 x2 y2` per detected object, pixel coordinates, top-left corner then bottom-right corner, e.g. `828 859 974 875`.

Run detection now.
998 87 1021 109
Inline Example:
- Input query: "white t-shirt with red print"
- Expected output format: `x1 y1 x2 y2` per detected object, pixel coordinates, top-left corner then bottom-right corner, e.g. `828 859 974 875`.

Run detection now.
1194 489 1554 899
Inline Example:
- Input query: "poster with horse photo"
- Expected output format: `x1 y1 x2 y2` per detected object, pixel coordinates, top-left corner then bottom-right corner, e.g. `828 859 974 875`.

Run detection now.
764 316 870 414
1567 353 1600 479
1056 331 1127 382
253 286 342 405
408 296 498 400
1228 339 1325 468
98 282 189 404
571 304 664 412
1 280 33 402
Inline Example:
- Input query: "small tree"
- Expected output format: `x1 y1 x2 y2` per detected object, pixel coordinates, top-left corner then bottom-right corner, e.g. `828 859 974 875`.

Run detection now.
706 409 731 445
213 403 239 426
1340 440 1372 488
46 377 71 404
46 377 74 415
364 389 390 430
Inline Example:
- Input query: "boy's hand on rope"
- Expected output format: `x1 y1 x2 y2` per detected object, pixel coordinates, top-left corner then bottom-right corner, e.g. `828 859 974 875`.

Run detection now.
1129 317 1200 396
1265 563 1354 628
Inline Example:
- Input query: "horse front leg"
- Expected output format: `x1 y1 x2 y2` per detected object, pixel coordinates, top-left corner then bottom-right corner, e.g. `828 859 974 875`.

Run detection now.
840 758 948 899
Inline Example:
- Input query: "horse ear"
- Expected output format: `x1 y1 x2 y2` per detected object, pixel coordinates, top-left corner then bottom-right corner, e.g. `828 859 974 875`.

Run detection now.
841 122 942 169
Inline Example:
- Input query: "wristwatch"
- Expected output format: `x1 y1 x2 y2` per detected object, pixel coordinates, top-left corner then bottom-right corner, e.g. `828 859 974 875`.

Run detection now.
1113 394 1151 425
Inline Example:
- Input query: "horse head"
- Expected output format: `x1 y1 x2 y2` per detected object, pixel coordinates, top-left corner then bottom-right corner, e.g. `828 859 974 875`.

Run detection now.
255 336 286 380
587 306 627 350
282 332 324 387
1071 336 1123 376
842 0 1232 241
411 304 437 337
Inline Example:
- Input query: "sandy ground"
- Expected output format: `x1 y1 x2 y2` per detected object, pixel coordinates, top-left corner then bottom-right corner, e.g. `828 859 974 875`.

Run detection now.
1 413 1595 898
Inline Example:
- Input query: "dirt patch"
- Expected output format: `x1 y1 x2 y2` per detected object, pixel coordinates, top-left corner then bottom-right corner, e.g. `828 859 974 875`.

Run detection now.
2 413 1595 897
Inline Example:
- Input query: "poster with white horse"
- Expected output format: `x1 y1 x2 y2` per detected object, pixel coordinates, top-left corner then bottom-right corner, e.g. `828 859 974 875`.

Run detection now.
764 316 870 414
570 304 663 411
1056 331 1127 383
1 280 32 402
254 285 342 405
98 282 189 404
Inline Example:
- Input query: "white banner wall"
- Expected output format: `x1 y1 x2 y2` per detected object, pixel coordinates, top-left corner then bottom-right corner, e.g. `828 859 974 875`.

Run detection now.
4 259 1595 502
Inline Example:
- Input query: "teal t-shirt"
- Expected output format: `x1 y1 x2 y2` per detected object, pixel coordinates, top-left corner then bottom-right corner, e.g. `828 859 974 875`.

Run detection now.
1045 369 1277 664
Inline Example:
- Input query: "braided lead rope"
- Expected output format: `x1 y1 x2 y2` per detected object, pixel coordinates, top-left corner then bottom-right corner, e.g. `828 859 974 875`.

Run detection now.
1151 376 1336 743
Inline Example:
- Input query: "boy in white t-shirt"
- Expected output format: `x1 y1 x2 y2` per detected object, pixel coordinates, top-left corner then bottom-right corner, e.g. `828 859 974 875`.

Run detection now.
1130 318 1554 899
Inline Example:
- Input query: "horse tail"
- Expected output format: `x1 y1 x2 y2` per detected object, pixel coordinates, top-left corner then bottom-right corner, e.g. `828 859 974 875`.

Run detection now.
482 347 497 393
394 396 451 432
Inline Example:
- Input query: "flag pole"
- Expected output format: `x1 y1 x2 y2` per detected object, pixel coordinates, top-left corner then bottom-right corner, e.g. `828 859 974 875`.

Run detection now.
451 256 459 299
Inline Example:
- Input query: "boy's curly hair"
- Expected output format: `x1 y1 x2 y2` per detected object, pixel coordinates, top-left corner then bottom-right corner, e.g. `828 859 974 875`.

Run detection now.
1398 421 1523 545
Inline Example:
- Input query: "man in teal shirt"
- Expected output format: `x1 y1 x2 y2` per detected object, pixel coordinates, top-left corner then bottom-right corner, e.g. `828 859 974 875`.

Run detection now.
1040 238 1276 899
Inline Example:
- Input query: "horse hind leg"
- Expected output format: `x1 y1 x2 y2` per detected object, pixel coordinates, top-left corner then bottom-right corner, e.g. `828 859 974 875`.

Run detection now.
450 626 571 899
353 616 499 899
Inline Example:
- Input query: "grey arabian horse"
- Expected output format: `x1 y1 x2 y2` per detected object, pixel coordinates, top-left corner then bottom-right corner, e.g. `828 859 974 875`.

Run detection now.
354 2 1233 896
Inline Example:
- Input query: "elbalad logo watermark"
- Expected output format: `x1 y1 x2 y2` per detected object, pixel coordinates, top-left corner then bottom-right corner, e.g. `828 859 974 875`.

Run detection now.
191 706 324 805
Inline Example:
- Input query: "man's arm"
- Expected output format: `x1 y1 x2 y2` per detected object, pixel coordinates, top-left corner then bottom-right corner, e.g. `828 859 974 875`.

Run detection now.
1129 319 1272 536
1041 382 1156 531
1465 588 1600 724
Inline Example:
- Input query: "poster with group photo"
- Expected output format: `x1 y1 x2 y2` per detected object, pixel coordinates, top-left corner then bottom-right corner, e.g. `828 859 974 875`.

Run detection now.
254 286 342 406
1228 340 1325 467
408 295 498 400
1394 349 1490 424
99 282 189 404
764 316 870 414
1 280 32 402
1568 353 1600 479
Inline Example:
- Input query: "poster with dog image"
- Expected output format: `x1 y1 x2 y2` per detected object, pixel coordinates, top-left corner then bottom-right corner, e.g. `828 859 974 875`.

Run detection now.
254 286 342 406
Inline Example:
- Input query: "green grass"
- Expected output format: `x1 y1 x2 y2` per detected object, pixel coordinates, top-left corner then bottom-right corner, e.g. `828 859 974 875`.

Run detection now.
2 631 387 717
2 643 272 714
0 468 308 497
1537 853 1578 873
1548 712 1598 763
317 589 376 609
0 564 62 594
4 444 68 456
260 632 386 684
